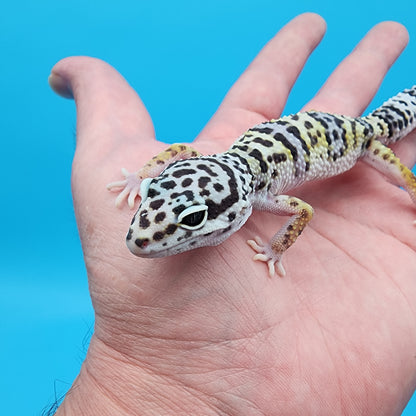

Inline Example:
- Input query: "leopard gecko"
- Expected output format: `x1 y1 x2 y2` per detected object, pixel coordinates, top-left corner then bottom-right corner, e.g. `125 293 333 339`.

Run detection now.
107 87 416 277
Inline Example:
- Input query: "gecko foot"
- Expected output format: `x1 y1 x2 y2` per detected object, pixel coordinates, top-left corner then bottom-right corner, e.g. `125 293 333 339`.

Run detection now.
107 168 141 209
247 236 286 278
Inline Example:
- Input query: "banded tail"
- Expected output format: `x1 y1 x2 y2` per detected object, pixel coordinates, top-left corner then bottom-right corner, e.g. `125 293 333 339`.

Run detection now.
366 86 416 144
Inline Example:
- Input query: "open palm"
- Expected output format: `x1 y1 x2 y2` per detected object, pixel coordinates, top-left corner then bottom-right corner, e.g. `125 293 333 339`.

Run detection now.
51 14 416 416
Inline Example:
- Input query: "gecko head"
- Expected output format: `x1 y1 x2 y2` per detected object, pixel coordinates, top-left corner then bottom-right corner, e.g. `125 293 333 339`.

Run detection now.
126 157 252 258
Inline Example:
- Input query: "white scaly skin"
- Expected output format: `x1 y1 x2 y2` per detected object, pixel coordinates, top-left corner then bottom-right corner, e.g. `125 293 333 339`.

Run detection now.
108 87 416 276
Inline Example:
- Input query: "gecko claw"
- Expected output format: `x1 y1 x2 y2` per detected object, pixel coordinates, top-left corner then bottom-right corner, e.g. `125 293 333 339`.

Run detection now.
247 236 286 277
107 168 142 209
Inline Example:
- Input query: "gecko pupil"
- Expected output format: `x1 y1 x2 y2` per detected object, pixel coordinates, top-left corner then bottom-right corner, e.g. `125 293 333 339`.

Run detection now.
181 210 205 227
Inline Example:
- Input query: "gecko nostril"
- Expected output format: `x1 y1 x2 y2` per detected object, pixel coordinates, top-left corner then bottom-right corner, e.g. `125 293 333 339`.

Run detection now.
134 238 150 249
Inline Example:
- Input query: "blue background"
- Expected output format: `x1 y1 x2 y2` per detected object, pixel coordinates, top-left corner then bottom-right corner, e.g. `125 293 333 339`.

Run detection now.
1 0 415 414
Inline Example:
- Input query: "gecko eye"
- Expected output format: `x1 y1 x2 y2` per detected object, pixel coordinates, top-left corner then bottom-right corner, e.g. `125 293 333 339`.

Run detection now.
178 205 208 230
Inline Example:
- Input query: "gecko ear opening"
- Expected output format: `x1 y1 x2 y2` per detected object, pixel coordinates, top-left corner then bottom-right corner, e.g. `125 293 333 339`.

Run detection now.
139 178 153 203
178 205 208 230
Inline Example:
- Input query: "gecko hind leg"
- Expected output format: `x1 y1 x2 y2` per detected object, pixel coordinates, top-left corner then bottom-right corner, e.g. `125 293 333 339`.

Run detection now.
361 139 416 218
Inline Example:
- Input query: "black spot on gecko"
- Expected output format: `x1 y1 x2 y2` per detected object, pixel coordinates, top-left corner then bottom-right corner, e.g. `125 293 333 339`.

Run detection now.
153 231 164 241
275 120 289 126
397 118 404 129
256 181 266 190
250 126 274 134
228 212 236 222
165 224 177 234
248 148 268 173
325 132 332 146
304 120 313 129
310 135 318 146
253 137 274 147
139 214 150 229
287 125 311 156
135 238 149 248
147 188 160 198
213 183 224 192
272 153 287 163
172 168 197 178
149 199 165 210
126 228 133 241
172 204 186 215
332 116 345 129
197 164 218 177
155 212 166 223
235 145 249 152
198 176 211 188
160 180 176 190
182 178 193 187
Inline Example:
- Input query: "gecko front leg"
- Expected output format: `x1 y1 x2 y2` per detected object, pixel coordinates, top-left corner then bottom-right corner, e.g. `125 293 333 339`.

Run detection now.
107 144 201 208
247 195 314 277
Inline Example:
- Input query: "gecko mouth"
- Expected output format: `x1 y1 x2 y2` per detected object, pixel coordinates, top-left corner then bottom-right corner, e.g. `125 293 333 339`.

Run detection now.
125 226 234 258
126 234 198 258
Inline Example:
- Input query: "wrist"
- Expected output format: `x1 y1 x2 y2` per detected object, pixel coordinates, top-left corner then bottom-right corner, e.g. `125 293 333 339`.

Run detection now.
55 336 217 416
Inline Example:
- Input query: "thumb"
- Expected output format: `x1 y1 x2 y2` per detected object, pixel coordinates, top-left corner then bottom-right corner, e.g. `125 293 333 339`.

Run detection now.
49 57 156 210
49 56 154 154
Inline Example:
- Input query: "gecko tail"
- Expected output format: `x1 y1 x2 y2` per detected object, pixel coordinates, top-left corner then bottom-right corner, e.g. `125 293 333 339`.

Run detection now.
365 85 416 145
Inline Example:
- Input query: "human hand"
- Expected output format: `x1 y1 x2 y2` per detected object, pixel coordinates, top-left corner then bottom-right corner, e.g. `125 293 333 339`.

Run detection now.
50 13 416 415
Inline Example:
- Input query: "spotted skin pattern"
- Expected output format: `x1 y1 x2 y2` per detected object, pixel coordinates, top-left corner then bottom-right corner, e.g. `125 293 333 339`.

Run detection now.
108 87 416 276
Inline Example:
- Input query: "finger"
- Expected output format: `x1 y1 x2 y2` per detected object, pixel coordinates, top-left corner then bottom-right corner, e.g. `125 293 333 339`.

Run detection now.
303 21 409 115
197 13 326 147
49 57 155 152
394 131 416 169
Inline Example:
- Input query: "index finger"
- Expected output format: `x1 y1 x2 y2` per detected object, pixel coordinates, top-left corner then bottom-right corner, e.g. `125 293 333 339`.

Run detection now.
197 13 326 149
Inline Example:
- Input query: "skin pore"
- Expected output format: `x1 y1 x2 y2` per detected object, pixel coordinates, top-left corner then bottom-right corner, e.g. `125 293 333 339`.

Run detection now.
49 13 416 416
